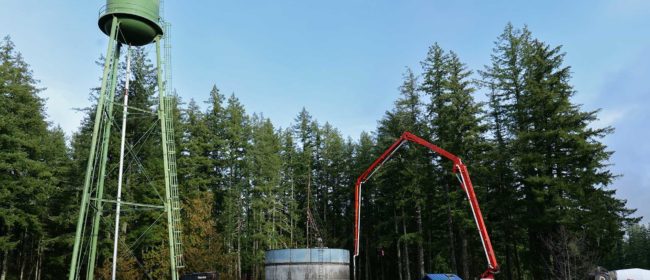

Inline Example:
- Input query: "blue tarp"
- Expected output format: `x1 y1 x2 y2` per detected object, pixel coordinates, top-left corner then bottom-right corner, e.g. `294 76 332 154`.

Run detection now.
422 274 463 280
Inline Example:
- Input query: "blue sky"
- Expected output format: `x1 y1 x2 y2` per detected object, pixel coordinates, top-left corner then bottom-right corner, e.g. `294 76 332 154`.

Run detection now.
1 0 649 222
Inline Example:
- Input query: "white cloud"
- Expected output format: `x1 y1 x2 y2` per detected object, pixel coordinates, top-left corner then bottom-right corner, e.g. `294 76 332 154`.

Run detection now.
591 107 630 129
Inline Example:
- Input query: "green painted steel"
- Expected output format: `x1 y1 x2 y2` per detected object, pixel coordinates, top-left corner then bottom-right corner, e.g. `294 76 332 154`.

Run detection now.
98 0 163 46
89 198 166 209
165 94 184 269
156 31 184 279
68 16 120 280
86 42 122 279
70 2 182 279
163 20 185 273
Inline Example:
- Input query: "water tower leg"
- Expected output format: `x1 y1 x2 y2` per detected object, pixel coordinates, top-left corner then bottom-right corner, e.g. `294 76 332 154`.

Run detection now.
68 16 120 280
86 38 122 280
155 37 179 280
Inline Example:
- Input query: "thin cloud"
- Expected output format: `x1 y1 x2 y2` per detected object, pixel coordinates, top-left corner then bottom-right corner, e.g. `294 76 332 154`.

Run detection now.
593 48 650 223
592 108 629 129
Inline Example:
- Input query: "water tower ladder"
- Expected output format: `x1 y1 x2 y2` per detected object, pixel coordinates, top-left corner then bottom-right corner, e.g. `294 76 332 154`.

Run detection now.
164 96 184 268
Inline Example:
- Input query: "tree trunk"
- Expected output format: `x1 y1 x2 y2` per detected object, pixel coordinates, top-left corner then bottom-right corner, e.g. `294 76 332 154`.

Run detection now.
290 180 294 247
306 173 311 248
416 205 425 278
427 229 432 272
237 227 242 280
514 237 522 279
323 186 327 227
394 210 403 280
461 232 470 280
272 204 276 249
380 251 385 280
19 232 26 280
26 238 36 280
365 238 370 280
19 253 24 280
35 244 42 280
253 239 257 278
1 250 8 280
444 185 457 273
505 241 513 280
401 209 411 280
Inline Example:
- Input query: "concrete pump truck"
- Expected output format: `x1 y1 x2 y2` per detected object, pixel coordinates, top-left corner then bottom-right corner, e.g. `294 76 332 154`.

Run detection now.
353 132 499 280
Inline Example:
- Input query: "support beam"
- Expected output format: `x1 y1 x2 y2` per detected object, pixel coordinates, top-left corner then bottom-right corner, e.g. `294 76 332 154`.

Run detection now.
156 37 178 280
87 37 122 280
69 16 119 280
89 198 165 210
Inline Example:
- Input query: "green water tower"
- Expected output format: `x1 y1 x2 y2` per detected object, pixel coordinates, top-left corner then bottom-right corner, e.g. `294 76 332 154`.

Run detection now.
98 0 163 46
69 1 183 280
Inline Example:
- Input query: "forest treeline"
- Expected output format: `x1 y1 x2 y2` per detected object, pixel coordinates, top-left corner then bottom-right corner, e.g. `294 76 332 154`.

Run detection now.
1 24 650 280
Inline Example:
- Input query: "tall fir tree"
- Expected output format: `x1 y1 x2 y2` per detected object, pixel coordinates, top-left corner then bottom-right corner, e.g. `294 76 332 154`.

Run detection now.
221 94 251 278
178 98 214 196
428 47 489 279
279 128 302 249
248 115 285 278
373 68 432 279
292 108 317 247
482 24 635 279
0 36 71 279
479 23 532 279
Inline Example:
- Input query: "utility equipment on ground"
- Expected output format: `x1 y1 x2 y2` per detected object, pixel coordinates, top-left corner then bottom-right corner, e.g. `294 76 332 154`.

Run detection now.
68 0 183 279
422 274 463 280
591 267 650 279
352 131 499 280
180 272 219 280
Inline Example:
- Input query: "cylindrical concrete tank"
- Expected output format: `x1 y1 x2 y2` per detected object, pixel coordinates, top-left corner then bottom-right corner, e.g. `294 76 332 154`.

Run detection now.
265 248 350 280
98 0 163 46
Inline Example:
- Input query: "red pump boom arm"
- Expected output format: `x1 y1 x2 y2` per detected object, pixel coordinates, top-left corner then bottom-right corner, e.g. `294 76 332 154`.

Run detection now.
353 131 499 279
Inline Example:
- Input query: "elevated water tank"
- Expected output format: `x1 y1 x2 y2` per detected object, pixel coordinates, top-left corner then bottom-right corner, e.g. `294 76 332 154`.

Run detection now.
98 0 163 46
265 248 349 280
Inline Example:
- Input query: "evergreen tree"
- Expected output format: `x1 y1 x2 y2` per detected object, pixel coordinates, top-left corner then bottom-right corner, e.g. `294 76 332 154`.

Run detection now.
178 98 213 197
220 94 251 279
318 123 353 248
479 23 531 279
248 116 285 278
426 47 488 279
0 36 69 279
279 128 302 248
420 43 447 128
482 24 635 279
119 47 169 261
182 191 227 273
620 224 650 268
204 85 228 195
41 127 75 278
372 68 431 279
292 108 317 247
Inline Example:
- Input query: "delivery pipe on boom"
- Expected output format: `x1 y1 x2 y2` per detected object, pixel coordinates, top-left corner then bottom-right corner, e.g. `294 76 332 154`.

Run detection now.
353 131 499 280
